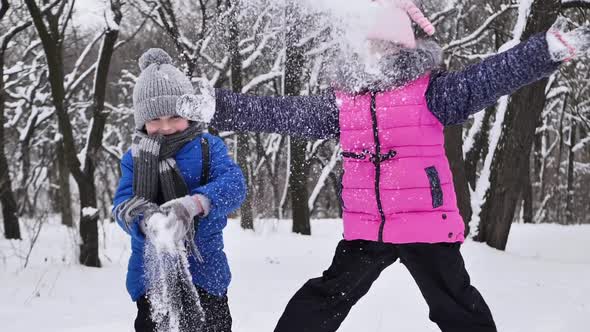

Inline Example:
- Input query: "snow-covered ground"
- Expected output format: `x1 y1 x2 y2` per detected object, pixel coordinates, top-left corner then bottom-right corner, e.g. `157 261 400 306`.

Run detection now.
1 218 589 332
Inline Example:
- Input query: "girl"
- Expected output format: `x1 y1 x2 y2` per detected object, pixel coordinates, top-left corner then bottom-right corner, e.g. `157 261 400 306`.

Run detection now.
205 1 589 331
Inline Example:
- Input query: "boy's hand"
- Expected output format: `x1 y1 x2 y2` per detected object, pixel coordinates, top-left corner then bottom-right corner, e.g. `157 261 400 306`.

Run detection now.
161 195 204 222
139 210 168 240
176 79 216 124
547 17 590 62
148 195 207 260
117 196 160 232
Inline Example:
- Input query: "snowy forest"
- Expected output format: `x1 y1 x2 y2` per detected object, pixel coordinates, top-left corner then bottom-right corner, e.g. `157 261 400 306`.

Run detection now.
2 0 590 263
1 0 590 331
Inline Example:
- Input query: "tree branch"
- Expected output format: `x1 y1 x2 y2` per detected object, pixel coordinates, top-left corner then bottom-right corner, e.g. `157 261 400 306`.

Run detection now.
23 0 57 46
59 0 76 39
0 0 9 21
562 0 590 9
1 21 33 54
443 4 517 51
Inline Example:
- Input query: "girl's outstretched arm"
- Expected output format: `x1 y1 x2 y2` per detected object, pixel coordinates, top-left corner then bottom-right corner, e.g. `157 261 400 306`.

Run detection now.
427 19 590 126
426 32 561 126
212 89 340 140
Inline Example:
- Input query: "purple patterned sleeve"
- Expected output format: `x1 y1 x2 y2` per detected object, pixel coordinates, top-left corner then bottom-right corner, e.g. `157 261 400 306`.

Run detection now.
426 33 561 126
212 89 340 140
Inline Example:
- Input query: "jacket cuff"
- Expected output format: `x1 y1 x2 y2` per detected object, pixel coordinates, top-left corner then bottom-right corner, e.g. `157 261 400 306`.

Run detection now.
195 194 211 217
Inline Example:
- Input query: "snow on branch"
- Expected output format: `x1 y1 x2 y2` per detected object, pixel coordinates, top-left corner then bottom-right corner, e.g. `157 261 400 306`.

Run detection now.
1 0 59 51
308 146 341 211
65 62 98 101
443 4 517 52
573 136 590 153
241 70 283 93
104 0 120 31
546 86 571 100
242 51 284 93
429 7 457 27
64 31 105 90
242 23 279 70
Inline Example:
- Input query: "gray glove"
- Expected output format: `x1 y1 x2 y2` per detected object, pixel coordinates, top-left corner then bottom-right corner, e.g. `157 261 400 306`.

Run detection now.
160 195 205 262
547 17 590 62
115 196 160 233
161 195 203 222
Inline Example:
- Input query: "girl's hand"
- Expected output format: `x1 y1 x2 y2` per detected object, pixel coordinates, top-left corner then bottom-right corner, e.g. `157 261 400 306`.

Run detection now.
547 17 590 62
176 79 216 124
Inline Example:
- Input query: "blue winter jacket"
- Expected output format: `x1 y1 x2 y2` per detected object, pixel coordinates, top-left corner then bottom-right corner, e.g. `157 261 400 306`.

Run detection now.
112 133 246 301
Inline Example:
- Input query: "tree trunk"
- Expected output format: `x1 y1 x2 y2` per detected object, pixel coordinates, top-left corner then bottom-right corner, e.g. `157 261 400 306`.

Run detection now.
56 140 74 228
475 0 560 250
444 125 472 234
285 0 310 235
78 177 100 266
0 113 20 239
289 138 310 235
522 158 534 224
565 121 576 225
78 1 122 266
0 166 20 239
533 112 545 196
0 56 20 239
464 107 493 189
0 3 22 239
236 136 254 229
554 94 568 223
227 0 254 229
18 132 33 217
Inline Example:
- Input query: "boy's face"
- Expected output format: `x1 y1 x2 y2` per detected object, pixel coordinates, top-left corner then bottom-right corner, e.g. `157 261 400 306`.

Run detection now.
145 115 189 136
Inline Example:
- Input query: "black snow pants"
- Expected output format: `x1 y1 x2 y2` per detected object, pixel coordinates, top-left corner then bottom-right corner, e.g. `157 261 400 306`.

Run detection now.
274 239 496 332
135 285 231 332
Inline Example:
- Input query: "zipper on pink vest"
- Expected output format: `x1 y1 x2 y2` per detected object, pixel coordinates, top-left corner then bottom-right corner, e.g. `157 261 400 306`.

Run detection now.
369 92 388 242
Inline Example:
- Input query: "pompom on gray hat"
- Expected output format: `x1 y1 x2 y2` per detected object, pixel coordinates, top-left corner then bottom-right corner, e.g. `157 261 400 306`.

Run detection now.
132 48 194 130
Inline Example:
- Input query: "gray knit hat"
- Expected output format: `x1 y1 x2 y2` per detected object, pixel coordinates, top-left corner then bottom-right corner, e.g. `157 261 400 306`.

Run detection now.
132 48 193 130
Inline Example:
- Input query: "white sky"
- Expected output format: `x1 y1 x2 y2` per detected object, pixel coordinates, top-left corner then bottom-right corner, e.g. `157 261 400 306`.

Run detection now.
72 0 107 30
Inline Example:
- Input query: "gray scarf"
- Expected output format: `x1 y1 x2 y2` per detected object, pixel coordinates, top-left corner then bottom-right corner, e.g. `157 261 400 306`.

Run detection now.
131 122 205 204
330 39 443 93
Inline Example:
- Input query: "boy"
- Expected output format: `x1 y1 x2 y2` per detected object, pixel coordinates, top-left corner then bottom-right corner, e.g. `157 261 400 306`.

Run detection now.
112 48 245 332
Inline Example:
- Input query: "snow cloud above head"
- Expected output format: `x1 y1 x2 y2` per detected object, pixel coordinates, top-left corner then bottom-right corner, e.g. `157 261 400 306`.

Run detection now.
301 0 377 44
297 0 450 50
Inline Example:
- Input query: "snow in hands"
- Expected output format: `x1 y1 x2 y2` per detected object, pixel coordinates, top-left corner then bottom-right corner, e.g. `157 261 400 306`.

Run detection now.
142 212 205 332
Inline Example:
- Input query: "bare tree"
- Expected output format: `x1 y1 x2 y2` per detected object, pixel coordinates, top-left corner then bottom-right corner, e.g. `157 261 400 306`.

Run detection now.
1 0 60 238
475 0 560 250
23 0 123 266
226 0 254 229
425 0 517 235
283 0 311 235
0 0 25 239
21 0 75 228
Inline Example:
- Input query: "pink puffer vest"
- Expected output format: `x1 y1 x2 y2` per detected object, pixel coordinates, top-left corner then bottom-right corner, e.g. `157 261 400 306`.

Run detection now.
337 75 465 244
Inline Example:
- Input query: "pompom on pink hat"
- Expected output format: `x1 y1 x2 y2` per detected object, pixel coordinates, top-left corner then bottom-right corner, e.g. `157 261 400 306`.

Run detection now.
367 0 435 48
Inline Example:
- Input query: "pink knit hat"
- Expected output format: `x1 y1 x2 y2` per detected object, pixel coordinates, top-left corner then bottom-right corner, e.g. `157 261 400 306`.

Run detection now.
367 0 435 48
